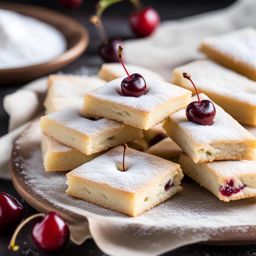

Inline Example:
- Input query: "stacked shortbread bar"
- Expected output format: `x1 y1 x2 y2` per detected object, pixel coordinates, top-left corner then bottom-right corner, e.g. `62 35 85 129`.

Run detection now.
167 28 256 202
40 63 190 216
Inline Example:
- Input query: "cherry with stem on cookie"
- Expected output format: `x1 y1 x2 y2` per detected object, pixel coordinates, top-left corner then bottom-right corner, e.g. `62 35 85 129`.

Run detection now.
91 15 122 63
58 0 83 8
183 72 216 126
129 0 160 38
9 212 70 253
0 192 24 233
118 45 147 97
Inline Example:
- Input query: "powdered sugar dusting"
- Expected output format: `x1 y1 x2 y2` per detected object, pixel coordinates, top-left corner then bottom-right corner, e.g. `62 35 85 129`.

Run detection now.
170 94 256 144
68 146 179 193
174 60 256 105
202 28 256 69
43 105 124 136
12 120 256 255
87 77 190 112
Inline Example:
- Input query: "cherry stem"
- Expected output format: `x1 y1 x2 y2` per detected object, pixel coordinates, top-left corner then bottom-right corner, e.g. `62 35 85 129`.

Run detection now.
118 46 130 78
9 213 45 252
122 143 127 172
90 15 108 44
129 0 142 10
183 72 201 102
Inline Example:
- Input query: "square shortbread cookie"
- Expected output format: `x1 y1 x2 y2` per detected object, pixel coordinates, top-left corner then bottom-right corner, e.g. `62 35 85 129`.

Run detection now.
66 146 183 217
179 153 256 202
147 137 182 162
164 94 256 163
98 63 164 82
40 105 143 155
42 135 98 172
82 77 191 130
199 28 256 80
44 75 105 113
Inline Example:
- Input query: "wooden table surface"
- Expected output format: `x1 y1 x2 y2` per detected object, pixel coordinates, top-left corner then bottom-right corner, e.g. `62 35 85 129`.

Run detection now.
2 0 256 255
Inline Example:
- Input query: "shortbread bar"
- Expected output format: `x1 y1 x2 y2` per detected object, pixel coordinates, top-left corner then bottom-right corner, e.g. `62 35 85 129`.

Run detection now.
143 123 167 145
82 77 191 130
245 125 256 137
66 146 183 217
163 94 256 163
44 75 105 113
172 60 256 126
147 138 182 162
127 138 149 152
179 153 256 202
98 63 164 82
42 135 98 172
40 105 143 155
199 28 256 80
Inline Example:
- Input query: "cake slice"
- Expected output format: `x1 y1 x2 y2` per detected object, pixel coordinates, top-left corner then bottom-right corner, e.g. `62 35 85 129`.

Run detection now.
147 138 182 162
82 77 191 130
199 28 256 80
163 94 256 163
44 75 105 113
66 146 183 217
179 153 256 202
172 60 256 126
98 63 164 82
40 105 143 155
42 135 98 172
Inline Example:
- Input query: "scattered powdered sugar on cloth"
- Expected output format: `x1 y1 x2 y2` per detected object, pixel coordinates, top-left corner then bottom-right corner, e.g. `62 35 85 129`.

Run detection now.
12 121 256 256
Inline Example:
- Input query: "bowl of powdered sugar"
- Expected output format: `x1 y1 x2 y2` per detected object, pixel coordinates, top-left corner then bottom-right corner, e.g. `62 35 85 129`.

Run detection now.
0 3 88 85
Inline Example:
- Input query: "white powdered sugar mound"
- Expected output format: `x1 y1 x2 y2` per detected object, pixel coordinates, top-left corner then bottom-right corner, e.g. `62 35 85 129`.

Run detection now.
0 9 66 69
12 120 256 256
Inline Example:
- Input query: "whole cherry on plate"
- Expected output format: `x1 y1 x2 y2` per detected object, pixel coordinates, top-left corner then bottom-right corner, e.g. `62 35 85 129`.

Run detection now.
129 0 160 38
183 72 216 125
0 192 24 233
58 0 83 8
118 45 147 97
9 212 70 253
91 15 123 63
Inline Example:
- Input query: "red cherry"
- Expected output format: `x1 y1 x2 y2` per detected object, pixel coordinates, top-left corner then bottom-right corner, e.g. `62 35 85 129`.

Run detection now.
118 46 147 97
58 0 83 8
129 7 160 38
99 38 123 63
219 179 246 197
121 73 147 97
0 192 24 233
32 212 70 252
183 73 216 125
91 16 122 63
186 100 216 126
9 212 70 253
